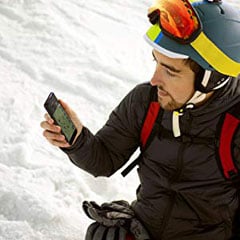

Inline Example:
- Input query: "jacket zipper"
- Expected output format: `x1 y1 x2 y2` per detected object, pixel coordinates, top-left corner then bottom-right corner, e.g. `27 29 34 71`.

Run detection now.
159 143 186 237
170 144 186 182
171 111 193 182
159 111 193 237
158 191 177 237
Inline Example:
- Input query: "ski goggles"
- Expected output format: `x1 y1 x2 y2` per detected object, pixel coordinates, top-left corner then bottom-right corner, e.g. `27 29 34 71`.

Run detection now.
146 0 240 77
148 0 201 44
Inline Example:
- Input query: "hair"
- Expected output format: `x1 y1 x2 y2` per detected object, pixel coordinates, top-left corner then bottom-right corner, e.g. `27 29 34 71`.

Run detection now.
183 58 230 93
183 58 205 89
183 58 203 76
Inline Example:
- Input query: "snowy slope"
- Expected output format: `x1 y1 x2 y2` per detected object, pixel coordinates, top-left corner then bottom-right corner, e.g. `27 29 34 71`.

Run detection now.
0 0 239 239
0 0 152 239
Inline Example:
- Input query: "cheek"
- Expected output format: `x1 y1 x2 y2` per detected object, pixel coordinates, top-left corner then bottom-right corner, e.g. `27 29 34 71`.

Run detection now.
169 81 195 102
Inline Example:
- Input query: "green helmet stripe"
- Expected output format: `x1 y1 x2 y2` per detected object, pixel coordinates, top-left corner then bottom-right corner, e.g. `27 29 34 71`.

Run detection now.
146 23 240 76
146 24 161 43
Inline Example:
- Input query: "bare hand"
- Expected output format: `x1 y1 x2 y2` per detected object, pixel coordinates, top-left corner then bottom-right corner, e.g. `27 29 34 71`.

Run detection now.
40 100 83 148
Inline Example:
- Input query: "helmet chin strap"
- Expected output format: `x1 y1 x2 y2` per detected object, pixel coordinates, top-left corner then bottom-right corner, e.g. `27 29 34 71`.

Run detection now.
172 89 207 137
186 70 211 106
172 70 230 138
188 70 230 106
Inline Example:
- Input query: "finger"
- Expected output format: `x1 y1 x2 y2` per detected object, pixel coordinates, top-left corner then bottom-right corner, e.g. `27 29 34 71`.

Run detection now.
58 99 83 138
83 201 96 220
92 225 108 240
43 130 65 141
59 99 79 123
89 201 102 210
59 99 72 116
87 207 103 223
106 211 133 219
85 222 99 240
47 138 70 148
42 129 70 148
106 227 118 240
102 203 134 216
59 99 71 112
44 113 54 124
112 200 130 208
40 121 61 133
118 227 128 240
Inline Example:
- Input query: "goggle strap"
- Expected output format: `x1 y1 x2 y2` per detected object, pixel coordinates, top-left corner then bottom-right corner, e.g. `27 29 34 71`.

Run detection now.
148 10 160 25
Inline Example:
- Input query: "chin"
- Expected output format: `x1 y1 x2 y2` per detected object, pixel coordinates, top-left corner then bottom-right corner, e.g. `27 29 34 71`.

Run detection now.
158 98 182 111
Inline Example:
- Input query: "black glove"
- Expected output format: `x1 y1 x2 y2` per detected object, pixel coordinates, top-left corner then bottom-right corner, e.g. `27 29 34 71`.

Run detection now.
83 200 134 227
83 200 150 240
85 222 130 240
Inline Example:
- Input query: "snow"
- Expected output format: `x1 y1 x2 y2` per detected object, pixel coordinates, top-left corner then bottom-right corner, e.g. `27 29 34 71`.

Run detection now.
0 0 239 239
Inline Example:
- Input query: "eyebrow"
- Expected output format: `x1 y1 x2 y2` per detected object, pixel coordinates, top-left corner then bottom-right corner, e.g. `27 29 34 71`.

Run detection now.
152 51 182 73
161 62 181 73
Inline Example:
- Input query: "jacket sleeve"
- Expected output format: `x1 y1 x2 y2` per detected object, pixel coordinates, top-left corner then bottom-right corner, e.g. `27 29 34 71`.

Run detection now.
62 83 151 177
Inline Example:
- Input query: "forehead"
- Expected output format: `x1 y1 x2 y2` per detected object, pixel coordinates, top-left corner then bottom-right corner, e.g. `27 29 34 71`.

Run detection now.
153 49 192 72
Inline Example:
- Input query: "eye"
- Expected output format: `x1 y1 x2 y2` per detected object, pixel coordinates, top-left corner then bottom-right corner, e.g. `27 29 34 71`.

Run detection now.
166 69 176 77
152 55 157 62
152 52 158 62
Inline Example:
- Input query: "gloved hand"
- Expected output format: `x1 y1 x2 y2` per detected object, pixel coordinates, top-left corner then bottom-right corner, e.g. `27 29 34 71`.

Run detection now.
83 200 134 227
85 222 132 240
82 200 150 240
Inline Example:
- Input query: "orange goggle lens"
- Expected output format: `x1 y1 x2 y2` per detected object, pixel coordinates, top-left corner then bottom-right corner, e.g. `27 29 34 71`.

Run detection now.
148 0 202 44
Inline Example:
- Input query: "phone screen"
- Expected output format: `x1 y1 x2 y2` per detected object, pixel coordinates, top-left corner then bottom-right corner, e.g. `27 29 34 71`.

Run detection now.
53 103 76 143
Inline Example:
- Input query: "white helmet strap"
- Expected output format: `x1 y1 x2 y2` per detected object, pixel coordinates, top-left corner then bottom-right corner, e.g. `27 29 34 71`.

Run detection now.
188 69 230 106
195 69 230 93
201 70 212 88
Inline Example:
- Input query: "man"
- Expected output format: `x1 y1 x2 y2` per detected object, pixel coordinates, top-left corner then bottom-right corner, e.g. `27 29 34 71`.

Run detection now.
41 0 240 239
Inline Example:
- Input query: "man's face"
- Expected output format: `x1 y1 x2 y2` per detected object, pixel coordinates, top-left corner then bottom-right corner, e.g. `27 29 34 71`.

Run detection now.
150 50 195 111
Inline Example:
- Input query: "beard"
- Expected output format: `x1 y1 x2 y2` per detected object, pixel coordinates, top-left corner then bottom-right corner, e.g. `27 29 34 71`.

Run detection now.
157 86 184 111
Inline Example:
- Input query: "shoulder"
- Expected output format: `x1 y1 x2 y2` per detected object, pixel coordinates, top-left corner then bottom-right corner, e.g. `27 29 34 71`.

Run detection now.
199 76 240 116
217 76 240 109
111 82 156 131
127 82 156 106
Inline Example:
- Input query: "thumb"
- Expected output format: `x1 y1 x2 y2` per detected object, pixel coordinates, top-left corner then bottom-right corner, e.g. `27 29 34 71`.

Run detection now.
58 99 83 144
59 99 72 116
59 99 80 124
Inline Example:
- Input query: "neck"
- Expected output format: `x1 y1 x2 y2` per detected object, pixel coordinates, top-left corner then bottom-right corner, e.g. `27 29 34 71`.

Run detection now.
195 91 214 107
184 90 214 108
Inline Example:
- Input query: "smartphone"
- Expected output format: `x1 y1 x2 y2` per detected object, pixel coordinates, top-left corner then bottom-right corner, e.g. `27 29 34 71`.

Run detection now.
44 92 77 145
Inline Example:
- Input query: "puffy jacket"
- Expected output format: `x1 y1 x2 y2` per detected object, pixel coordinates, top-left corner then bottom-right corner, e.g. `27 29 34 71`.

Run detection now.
63 77 240 240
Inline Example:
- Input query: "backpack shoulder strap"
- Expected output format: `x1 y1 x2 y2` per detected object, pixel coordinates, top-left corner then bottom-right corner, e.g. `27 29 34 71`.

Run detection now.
141 102 161 148
140 86 163 150
218 101 240 180
121 86 162 177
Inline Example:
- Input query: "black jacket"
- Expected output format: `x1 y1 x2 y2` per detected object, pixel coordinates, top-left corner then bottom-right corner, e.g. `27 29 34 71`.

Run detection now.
63 78 240 240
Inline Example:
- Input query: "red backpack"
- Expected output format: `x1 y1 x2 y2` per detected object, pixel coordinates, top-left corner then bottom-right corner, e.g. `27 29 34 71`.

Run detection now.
122 88 240 182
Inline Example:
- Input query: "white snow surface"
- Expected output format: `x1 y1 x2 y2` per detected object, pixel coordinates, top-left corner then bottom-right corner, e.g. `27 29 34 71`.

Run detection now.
0 0 239 239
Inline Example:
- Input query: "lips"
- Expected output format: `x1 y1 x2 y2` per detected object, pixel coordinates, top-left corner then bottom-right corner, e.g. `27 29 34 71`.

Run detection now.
158 87 169 97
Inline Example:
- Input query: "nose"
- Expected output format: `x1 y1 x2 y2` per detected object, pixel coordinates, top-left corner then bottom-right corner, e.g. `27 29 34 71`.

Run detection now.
150 66 164 87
